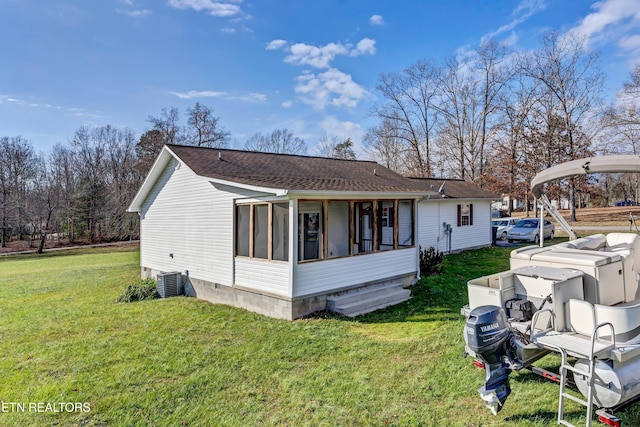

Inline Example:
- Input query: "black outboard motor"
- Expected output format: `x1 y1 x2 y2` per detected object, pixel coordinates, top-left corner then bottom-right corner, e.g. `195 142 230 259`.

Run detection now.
465 305 514 415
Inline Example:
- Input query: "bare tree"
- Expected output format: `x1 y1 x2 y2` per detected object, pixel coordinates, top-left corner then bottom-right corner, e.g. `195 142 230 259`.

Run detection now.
186 102 230 148
523 30 604 220
314 133 342 157
486 73 538 216
71 126 108 242
49 143 77 241
0 136 37 246
244 129 306 154
475 39 515 185
364 119 409 174
370 59 440 177
436 57 482 180
146 106 184 146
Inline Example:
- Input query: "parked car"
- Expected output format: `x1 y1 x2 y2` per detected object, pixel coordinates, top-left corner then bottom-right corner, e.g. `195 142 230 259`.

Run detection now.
507 218 554 244
492 218 518 241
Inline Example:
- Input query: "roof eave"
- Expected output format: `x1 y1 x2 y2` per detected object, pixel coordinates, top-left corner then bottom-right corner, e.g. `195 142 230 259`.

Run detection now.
285 189 427 199
202 176 288 196
127 146 178 213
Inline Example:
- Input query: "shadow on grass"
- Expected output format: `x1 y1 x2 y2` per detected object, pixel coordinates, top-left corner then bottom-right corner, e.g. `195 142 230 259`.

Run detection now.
505 409 583 425
308 242 573 324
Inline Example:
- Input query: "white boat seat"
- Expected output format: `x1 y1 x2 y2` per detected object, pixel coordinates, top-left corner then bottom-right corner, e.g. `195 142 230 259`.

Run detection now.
554 234 606 251
510 245 552 260
594 302 640 344
532 300 614 359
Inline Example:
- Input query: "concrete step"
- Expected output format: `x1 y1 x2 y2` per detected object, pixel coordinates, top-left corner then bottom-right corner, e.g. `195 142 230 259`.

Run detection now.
327 286 411 317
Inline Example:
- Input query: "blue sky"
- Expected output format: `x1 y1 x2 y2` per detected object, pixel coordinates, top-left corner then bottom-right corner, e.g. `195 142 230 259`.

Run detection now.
2 0 640 154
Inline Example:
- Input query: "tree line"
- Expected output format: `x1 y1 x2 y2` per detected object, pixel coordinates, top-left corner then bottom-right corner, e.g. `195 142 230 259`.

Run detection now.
365 31 640 220
1 96 361 251
2 30 640 250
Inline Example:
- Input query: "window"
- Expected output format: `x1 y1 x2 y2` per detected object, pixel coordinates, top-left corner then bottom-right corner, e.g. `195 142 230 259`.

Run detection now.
253 204 269 259
355 202 374 254
298 202 322 261
328 201 349 258
272 203 289 261
236 205 250 257
458 203 473 226
235 203 289 261
398 200 414 247
378 201 394 251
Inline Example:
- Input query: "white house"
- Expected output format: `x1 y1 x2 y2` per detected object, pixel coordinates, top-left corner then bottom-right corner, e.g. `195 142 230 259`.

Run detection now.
127 145 497 319
411 178 498 254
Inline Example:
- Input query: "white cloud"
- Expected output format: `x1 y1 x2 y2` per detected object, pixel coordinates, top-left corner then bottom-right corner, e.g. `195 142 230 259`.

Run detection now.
239 93 267 103
295 68 368 110
281 38 376 69
169 90 266 103
266 39 287 50
170 90 228 99
116 8 151 17
572 0 640 42
281 100 293 108
285 42 349 68
168 0 242 17
481 0 546 43
369 15 384 26
221 27 236 33
316 116 366 156
319 116 364 139
350 38 376 56
269 37 375 110
0 95 103 120
620 34 640 51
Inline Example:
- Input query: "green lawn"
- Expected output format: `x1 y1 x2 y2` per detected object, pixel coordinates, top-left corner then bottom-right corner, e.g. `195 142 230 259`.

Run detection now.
1 245 639 426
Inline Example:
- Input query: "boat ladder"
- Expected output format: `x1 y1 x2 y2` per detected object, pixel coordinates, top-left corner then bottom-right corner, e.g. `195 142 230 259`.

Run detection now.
530 310 615 427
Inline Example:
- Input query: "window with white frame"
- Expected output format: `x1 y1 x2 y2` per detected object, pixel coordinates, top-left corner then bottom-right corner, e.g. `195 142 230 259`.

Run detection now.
458 203 473 226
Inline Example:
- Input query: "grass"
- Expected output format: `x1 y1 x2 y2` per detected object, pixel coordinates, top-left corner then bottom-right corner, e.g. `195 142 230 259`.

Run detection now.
1 245 640 426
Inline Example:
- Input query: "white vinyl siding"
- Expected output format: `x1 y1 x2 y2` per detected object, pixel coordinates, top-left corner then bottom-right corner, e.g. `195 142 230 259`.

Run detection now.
417 200 492 253
235 258 289 296
293 248 416 297
140 158 262 287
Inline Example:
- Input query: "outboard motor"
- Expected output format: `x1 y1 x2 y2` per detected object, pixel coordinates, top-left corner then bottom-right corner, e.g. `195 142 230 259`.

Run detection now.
464 305 514 415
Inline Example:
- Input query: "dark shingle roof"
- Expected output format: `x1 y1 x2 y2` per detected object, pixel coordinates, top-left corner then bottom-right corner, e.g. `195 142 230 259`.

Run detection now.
409 177 498 199
167 145 428 193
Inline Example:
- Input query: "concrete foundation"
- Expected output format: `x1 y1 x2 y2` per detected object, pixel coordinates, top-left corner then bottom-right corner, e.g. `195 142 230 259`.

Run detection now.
142 267 415 320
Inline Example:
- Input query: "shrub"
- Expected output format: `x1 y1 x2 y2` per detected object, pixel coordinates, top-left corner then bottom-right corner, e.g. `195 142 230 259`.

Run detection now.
117 278 159 303
419 246 443 277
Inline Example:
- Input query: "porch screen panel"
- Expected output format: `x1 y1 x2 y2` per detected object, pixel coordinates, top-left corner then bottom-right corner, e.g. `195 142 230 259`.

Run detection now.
328 201 349 258
236 205 250 257
299 202 322 261
272 202 289 261
253 204 268 259
379 201 394 251
398 200 414 247
355 202 374 254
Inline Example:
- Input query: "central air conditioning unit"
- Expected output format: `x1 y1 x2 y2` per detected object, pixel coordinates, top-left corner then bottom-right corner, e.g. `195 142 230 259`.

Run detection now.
156 272 182 298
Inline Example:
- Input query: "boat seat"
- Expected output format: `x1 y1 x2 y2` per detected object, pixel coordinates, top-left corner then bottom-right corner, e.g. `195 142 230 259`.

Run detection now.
510 245 552 260
594 302 640 344
554 234 606 251
603 233 640 301
532 300 614 359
